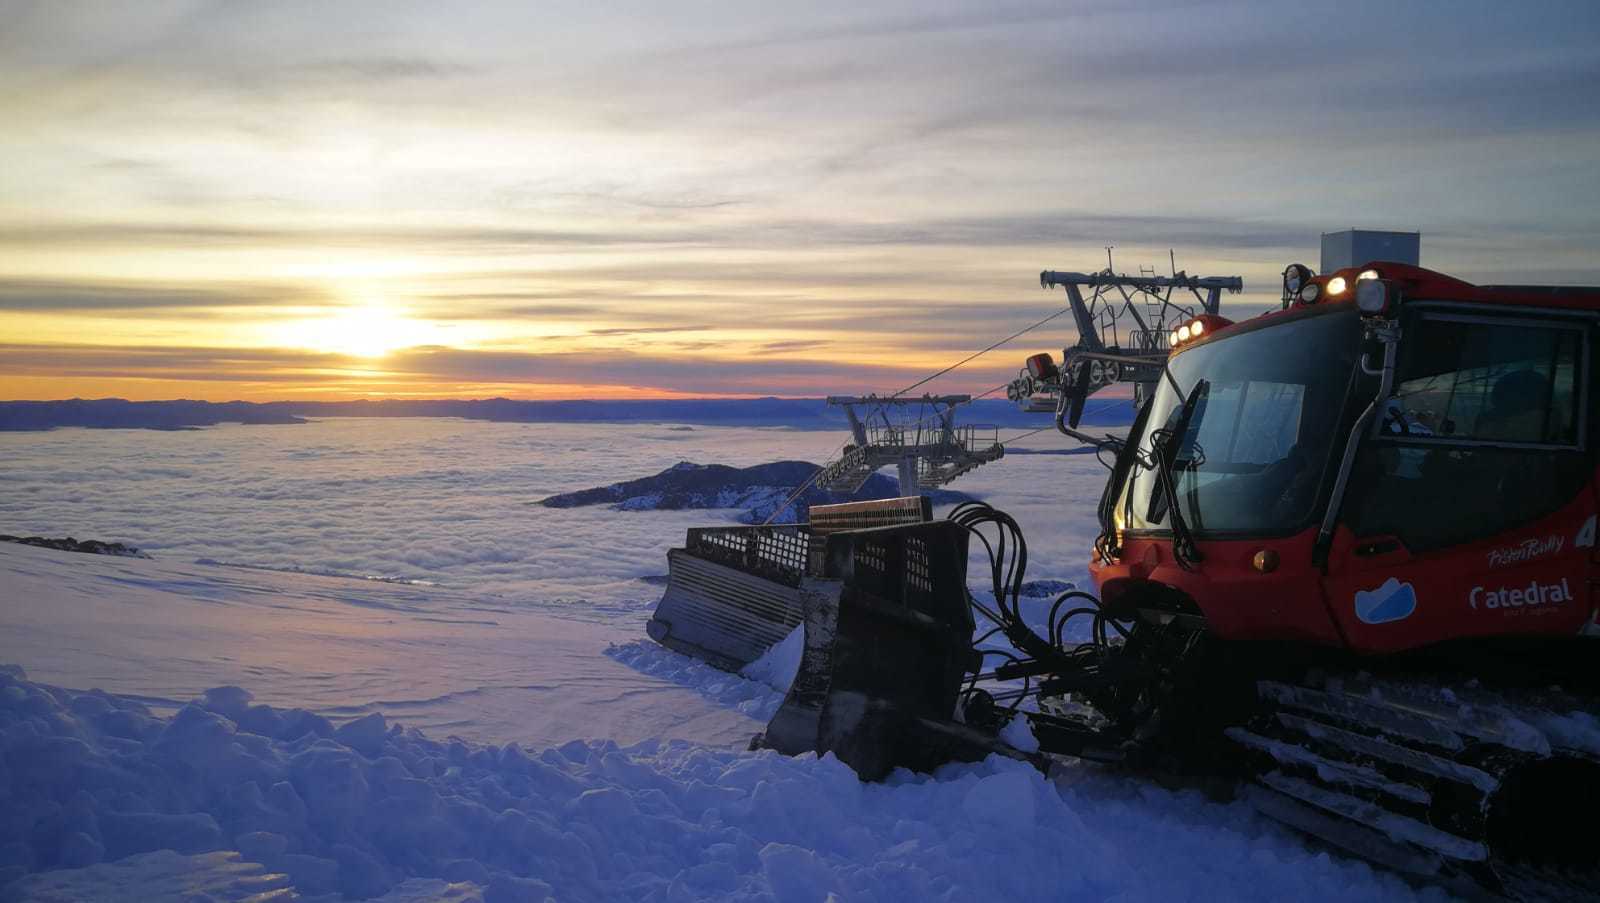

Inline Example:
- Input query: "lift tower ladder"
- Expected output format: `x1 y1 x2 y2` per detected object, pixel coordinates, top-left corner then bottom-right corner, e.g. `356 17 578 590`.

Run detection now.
815 394 1003 496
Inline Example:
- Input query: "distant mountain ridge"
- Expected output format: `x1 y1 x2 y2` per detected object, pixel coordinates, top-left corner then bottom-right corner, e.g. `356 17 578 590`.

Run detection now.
0 535 150 558
0 399 306 431
0 396 1134 432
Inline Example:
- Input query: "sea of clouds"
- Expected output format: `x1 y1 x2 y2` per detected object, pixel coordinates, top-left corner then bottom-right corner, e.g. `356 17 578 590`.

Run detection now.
0 417 1110 612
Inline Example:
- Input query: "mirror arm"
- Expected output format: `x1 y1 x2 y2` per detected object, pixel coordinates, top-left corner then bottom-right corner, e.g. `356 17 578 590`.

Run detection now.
1313 320 1401 566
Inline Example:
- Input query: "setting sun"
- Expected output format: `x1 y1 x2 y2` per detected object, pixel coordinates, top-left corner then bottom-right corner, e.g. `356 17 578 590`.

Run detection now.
288 304 437 358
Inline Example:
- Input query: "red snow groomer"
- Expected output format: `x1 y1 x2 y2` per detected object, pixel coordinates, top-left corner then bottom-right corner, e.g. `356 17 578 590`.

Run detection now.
647 260 1600 899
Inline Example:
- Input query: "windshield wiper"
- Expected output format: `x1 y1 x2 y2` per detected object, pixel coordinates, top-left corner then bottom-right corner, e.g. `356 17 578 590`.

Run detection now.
1144 378 1208 570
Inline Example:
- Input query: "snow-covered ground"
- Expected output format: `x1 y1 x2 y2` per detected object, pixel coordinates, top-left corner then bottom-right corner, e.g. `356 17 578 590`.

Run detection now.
0 543 761 751
0 644 1440 903
0 419 1447 901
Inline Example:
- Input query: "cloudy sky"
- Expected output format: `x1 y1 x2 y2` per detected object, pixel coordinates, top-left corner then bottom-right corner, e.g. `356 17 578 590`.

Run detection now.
3 0 1598 401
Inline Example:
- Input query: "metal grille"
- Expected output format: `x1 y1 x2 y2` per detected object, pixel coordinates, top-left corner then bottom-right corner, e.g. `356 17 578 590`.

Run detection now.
755 529 808 573
905 535 931 592
856 541 887 576
687 526 811 587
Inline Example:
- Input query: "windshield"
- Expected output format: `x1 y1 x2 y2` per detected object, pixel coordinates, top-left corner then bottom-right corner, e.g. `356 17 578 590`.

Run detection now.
1117 309 1363 535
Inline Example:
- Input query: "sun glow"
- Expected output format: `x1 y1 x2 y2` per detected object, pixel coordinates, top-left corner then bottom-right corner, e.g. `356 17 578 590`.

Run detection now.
289 304 437 358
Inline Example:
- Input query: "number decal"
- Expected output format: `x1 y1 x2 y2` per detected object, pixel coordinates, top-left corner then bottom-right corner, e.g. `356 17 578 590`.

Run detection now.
1577 514 1597 549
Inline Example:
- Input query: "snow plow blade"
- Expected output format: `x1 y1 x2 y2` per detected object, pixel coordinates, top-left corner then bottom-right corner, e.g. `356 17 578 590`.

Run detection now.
648 528 813 671
646 497 931 672
757 522 1009 779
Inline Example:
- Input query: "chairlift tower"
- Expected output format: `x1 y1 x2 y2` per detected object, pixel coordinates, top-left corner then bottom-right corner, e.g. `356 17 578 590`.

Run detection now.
1008 256 1243 416
815 394 1003 496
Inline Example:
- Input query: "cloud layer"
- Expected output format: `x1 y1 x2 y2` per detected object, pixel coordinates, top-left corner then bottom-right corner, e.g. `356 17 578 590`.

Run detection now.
0 416 1111 603
2 1 1598 400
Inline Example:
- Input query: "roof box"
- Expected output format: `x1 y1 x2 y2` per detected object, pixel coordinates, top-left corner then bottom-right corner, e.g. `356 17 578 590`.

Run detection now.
1321 230 1420 272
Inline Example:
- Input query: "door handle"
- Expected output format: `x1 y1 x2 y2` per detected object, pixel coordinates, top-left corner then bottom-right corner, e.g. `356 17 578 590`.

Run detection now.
1355 538 1403 557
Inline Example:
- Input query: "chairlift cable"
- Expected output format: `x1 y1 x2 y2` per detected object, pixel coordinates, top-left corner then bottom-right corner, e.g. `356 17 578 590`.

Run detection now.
759 434 854 527
996 397 1124 448
887 304 1076 400
997 426 1052 445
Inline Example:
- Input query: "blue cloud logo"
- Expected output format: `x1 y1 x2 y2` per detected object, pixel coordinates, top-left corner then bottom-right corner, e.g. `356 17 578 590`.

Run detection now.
1355 578 1417 625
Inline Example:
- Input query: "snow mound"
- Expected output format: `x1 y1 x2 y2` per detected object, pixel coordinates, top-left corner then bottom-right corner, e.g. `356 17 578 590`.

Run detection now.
0 666 1440 902
740 625 804 695
998 713 1041 754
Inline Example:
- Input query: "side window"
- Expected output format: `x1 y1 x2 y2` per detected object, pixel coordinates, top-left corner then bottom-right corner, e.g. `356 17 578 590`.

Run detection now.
1383 317 1582 447
1344 313 1590 552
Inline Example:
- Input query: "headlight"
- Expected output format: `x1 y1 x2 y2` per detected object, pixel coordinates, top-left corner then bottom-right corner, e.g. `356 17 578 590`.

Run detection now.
1170 330 1181 346
1357 278 1390 315
1282 263 1313 296
1177 324 1191 343
1326 276 1348 296
1358 269 1380 281
1189 320 1205 337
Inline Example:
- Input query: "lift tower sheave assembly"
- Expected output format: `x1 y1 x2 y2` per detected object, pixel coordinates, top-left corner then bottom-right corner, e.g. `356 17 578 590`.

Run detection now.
1044 269 1241 354
1009 266 1243 436
816 394 1003 496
